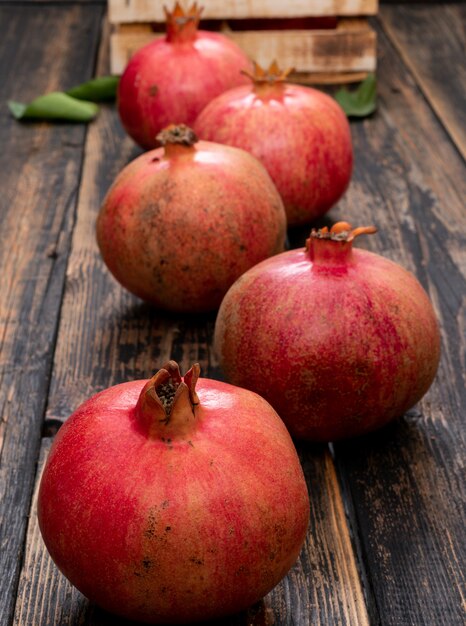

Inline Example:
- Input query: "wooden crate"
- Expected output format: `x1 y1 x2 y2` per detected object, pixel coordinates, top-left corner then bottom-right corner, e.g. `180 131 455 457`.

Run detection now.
109 0 378 83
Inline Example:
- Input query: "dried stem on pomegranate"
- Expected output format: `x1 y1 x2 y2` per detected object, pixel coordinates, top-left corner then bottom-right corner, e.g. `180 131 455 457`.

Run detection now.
242 60 295 85
156 124 199 147
137 361 201 438
164 2 202 42
306 221 377 250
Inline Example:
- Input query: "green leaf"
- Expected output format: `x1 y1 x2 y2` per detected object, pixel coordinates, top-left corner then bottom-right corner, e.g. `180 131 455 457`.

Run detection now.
66 75 120 102
8 101 27 118
7 92 99 122
335 74 377 118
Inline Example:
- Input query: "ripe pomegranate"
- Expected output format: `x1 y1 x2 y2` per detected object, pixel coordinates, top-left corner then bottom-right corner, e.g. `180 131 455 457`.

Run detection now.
118 2 251 149
215 222 440 441
96 125 286 312
194 62 353 225
38 361 310 624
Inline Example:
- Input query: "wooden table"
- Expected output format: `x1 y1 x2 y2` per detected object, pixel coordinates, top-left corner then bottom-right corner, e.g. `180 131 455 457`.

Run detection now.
1 3 465 625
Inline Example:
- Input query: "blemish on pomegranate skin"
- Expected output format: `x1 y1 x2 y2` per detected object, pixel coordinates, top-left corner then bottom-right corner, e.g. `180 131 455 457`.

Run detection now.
235 565 246 576
149 85 159 97
144 507 158 539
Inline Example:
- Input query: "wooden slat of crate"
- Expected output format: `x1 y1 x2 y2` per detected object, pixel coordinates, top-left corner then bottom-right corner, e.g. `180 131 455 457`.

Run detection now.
110 18 376 79
109 0 379 23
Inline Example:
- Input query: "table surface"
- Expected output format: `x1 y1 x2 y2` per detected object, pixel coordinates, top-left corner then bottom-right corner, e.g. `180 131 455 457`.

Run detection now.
1 2 465 625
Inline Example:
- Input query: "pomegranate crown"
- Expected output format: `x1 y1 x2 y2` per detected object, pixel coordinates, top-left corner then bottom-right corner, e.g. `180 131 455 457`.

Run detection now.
137 361 201 439
156 124 198 147
242 60 294 85
164 2 203 40
147 361 200 417
306 221 377 248
164 1 203 22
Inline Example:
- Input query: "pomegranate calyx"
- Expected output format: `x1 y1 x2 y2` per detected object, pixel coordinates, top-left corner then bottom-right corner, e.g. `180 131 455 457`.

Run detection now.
242 60 294 85
136 361 201 438
164 2 202 42
306 222 377 247
156 124 199 148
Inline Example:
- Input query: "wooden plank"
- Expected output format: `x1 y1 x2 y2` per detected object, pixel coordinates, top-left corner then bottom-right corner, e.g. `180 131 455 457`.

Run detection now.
109 0 379 23
110 19 377 76
0 5 103 625
329 18 466 626
380 3 466 161
289 71 370 85
15 16 371 626
226 20 376 73
0 0 105 3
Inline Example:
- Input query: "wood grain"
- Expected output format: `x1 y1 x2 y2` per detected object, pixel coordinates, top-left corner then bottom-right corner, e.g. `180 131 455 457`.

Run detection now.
109 0 379 23
332 19 466 626
110 19 376 76
0 5 103 625
14 15 371 626
379 3 466 161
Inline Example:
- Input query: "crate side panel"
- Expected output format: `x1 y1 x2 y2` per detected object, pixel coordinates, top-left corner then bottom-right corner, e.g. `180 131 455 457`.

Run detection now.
110 23 377 75
109 0 379 23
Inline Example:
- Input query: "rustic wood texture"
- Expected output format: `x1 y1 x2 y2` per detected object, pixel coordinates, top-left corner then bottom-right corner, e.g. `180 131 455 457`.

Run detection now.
109 0 379 23
12 17 370 626
110 18 377 77
228 19 376 73
379 3 466 161
332 19 466 626
0 5 103 625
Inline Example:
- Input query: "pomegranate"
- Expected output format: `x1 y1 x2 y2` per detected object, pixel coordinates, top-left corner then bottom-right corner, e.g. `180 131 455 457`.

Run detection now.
194 62 353 225
38 361 310 624
118 2 251 149
215 222 440 441
96 124 286 312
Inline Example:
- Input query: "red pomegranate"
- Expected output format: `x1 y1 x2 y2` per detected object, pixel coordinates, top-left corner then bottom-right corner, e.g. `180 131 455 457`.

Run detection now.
96 125 286 312
118 2 251 149
214 222 441 441
38 361 310 623
194 62 353 225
